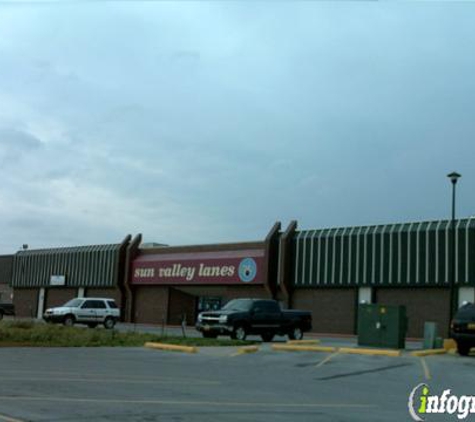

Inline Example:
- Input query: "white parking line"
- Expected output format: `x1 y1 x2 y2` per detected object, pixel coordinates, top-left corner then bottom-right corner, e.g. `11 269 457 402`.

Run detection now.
0 414 24 422
420 357 431 380
314 351 340 369
0 377 220 386
0 396 378 409
0 370 219 385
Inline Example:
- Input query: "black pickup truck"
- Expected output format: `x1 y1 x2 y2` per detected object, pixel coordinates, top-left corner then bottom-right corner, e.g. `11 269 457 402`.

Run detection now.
0 303 15 320
196 298 312 341
451 302 475 356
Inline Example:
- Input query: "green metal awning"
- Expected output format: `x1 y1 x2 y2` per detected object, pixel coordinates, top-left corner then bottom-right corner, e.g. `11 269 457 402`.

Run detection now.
292 218 475 287
11 244 121 288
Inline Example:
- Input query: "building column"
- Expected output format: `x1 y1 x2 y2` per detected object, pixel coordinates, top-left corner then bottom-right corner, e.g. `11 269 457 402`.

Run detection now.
277 221 298 308
124 234 142 323
264 221 282 299
36 288 45 319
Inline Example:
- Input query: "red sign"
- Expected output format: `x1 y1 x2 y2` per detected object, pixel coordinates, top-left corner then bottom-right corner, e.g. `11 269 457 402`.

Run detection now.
131 249 265 285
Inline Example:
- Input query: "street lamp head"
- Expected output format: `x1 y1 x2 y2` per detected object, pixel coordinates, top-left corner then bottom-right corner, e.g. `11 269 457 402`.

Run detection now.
447 171 461 184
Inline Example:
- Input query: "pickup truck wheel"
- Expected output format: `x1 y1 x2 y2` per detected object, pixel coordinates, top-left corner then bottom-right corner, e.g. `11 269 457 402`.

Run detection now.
261 333 274 342
457 342 471 356
288 326 303 340
232 325 247 341
104 317 116 329
63 315 75 327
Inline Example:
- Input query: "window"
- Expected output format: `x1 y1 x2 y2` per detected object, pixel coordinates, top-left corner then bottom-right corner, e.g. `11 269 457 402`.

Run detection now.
198 297 222 312
81 300 95 309
107 300 118 309
93 300 107 309
222 299 253 311
64 299 83 307
254 301 280 313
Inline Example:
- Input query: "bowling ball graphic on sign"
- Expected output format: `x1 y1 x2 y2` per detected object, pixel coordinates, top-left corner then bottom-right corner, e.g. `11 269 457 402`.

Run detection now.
238 258 257 283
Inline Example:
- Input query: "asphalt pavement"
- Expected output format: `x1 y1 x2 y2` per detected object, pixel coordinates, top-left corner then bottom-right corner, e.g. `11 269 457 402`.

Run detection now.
0 343 473 422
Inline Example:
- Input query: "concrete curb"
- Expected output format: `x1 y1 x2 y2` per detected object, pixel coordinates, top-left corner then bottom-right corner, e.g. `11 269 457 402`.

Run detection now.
272 344 337 353
338 347 402 357
144 342 198 353
410 349 447 357
286 340 320 345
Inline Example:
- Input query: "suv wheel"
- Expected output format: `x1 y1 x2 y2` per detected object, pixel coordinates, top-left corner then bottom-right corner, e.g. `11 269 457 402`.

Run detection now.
63 315 75 327
288 326 303 340
232 325 247 341
104 317 115 330
457 342 472 356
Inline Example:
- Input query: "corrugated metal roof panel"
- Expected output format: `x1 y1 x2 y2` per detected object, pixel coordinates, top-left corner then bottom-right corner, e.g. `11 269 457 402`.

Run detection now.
12 244 121 288
292 219 475 287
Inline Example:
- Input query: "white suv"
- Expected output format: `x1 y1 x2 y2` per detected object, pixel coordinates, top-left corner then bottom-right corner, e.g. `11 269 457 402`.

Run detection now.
43 297 120 329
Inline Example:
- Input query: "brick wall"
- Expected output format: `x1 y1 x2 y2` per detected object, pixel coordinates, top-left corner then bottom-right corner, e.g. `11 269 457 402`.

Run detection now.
168 288 197 325
173 285 270 303
45 288 78 310
0 284 12 303
0 255 13 304
292 288 357 335
133 286 169 324
86 288 122 308
131 285 270 325
13 288 38 318
375 287 450 338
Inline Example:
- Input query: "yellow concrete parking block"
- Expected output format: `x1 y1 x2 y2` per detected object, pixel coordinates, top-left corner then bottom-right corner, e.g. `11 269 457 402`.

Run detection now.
286 339 321 345
230 346 260 357
338 347 401 357
238 345 259 354
144 342 198 354
410 349 447 357
443 339 457 351
272 344 337 353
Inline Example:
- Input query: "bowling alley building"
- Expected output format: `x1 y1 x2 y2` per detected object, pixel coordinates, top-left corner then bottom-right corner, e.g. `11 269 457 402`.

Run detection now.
6 217 475 338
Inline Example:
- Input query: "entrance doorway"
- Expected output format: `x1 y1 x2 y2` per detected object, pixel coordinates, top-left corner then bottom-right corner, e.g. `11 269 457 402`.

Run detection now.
197 296 223 313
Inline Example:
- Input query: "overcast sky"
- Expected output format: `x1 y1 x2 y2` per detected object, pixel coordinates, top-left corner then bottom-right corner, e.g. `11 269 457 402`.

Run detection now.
0 1 474 253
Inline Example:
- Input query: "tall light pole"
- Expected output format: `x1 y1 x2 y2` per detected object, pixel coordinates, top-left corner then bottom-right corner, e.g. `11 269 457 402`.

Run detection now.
447 171 461 332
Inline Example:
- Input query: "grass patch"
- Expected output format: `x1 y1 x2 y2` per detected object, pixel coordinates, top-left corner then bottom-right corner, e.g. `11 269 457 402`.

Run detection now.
0 321 255 348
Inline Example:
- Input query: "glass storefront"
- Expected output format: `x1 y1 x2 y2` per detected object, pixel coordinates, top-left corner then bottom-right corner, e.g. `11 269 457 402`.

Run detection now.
197 296 223 312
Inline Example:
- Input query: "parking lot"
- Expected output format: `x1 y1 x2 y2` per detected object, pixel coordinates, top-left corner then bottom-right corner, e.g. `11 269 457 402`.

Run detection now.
0 342 474 422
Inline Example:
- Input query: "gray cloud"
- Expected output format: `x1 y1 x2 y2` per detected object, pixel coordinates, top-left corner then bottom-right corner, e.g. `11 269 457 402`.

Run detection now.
0 2 474 253
0 128 43 167
0 128 42 150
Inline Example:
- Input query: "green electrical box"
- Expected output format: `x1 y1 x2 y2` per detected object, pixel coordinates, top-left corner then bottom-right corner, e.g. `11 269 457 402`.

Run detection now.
358 304 407 349
423 322 438 349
